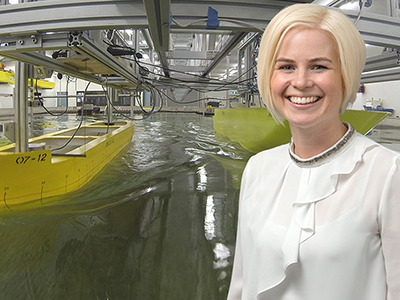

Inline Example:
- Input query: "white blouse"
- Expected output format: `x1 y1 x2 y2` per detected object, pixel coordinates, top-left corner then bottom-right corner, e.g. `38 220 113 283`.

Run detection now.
228 125 400 300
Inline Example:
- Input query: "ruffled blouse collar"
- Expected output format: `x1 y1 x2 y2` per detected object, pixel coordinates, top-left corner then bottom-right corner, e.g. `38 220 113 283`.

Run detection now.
289 123 356 168
257 124 372 299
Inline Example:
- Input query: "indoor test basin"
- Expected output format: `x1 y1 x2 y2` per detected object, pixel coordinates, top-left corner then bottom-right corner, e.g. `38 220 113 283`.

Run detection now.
0 112 252 300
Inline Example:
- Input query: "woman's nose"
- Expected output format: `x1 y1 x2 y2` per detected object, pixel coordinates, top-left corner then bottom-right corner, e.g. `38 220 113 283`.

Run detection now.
292 69 312 90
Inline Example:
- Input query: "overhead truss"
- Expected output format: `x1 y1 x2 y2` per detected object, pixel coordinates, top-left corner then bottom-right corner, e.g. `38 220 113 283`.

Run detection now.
0 0 398 87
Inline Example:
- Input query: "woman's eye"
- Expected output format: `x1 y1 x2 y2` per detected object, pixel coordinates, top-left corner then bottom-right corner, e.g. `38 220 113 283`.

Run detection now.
312 65 328 70
279 65 293 70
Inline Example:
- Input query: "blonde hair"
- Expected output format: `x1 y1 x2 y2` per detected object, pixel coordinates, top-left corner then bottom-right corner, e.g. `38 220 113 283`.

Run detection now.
257 4 366 124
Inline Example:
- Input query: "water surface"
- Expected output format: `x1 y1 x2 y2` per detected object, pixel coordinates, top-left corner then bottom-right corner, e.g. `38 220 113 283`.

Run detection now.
0 112 252 300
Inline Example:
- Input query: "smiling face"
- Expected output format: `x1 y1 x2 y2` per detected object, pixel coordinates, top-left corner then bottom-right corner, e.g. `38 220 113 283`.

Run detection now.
270 26 344 132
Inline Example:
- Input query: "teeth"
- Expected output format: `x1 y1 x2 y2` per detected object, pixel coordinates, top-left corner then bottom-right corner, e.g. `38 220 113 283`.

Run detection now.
289 96 319 104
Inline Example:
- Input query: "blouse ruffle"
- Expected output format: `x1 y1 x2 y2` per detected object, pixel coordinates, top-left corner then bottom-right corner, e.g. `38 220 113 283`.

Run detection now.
254 126 375 299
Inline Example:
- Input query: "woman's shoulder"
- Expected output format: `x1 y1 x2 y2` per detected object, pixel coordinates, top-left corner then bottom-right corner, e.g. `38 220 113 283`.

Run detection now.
241 144 291 188
247 143 291 168
356 132 400 155
355 132 400 166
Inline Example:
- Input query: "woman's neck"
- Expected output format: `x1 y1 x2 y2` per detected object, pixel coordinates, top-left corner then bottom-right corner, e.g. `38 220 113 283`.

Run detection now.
290 121 348 159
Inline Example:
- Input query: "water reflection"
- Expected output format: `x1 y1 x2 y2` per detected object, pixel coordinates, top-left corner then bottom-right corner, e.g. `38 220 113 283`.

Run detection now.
0 112 252 299
205 195 216 240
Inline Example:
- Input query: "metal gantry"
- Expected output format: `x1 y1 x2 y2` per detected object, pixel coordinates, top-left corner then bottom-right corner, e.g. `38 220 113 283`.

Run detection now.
0 0 398 92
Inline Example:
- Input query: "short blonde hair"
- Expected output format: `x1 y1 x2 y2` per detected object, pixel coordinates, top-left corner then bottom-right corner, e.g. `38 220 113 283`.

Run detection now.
257 4 366 124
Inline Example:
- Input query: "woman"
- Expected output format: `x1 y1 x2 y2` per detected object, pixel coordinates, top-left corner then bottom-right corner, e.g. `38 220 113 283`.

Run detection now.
228 4 400 300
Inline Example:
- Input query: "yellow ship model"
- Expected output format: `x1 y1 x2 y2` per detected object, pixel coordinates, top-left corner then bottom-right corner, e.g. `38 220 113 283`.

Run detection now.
214 108 389 153
0 120 133 210
0 70 55 89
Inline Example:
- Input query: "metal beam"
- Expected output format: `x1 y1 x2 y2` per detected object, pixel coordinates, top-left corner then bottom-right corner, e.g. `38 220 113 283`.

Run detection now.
143 0 171 51
140 28 154 50
0 32 106 83
312 0 346 7
69 32 139 86
0 0 148 37
0 0 399 87
169 0 312 32
162 83 239 91
143 0 171 77
0 32 139 88
14 62 29 153
154 78 238 90
361 67 400 84
167 50 212 60
202 31 247 77
4 51 106 85
363 51 400 73
0 32 68 52
0 1 398 50
238 32 261 52
169 65 205 73
169 3 400 49
343 9 400 49
156 51 170 77
0 0 308 37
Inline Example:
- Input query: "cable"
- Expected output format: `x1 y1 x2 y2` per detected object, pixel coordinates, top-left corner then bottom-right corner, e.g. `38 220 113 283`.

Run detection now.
133 84 153 114
34 75 77 117
100 82 160 121
105 38 259 106
110 41 255 87
34 77 70 117
152 85 210 105
52 80 161 153
139 73 257 104
172 17 264 32
155 84 164 112
50 82 90 152
132 58 256 86
142 70 257 95
355 0 366 25
127 57 258 94
106 40 258 97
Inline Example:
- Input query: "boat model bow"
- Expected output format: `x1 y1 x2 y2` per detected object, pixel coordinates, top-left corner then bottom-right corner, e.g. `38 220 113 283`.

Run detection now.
0 120 134 209
213 108 389 153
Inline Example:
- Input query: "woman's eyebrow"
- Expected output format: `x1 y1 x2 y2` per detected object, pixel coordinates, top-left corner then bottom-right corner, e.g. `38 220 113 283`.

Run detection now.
275 57 333 63
308 57 333 63
275 58 295 63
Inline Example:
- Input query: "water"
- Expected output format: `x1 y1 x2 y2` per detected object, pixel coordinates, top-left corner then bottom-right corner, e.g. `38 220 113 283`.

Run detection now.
0 112 252 300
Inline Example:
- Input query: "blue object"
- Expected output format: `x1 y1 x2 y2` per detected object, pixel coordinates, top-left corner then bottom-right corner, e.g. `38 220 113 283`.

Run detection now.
206 7 220 29
360 0 372 8
163 12 173 28
363 105 394 114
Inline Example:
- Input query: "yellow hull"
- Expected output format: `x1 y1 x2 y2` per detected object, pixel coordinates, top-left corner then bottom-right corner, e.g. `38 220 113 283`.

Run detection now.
0 71 14 84
0 70 55 89
0 121 134 209
214 108 389 153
